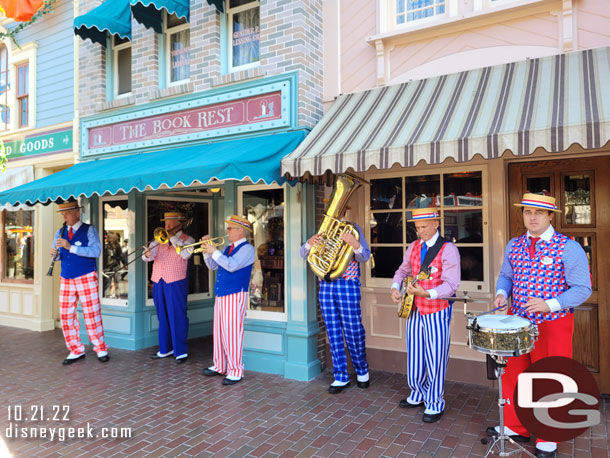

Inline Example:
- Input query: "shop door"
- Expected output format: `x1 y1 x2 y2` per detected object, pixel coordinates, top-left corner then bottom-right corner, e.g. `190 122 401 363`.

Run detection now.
508 156 610 394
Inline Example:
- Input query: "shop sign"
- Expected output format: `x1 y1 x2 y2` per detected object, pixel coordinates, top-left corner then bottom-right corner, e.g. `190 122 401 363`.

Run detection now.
82 79 291 158
4 128 73 160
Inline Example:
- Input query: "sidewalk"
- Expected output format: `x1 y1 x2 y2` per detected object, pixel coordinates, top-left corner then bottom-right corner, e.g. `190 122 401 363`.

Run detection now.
0 326 608 457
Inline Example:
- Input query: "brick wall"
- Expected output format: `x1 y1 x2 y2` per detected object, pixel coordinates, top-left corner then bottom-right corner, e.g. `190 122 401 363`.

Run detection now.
78 0 323 128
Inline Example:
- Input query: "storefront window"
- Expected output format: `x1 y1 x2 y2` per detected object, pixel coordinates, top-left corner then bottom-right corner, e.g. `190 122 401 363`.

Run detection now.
101 200 129 302
166 13 190 84
228 0 260 72
369 170 485 283
241 186 285 313
146 199 210 301
2 209 34 281
564 174 592 225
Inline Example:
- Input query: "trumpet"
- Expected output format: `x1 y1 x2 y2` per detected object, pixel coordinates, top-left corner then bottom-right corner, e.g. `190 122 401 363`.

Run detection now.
175 236 227 254
104 227 171 277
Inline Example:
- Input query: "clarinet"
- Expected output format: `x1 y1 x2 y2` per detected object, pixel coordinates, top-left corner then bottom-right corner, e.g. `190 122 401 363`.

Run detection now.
47 222 67 276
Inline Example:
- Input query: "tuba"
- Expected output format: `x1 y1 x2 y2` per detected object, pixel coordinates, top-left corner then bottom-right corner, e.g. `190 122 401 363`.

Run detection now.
307 173 369 281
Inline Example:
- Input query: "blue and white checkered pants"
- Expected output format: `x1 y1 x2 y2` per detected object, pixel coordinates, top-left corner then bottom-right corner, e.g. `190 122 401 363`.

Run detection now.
406 306 453 413
319 278 368 383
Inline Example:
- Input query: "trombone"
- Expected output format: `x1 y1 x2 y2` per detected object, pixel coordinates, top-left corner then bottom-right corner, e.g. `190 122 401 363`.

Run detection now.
175 236 227 255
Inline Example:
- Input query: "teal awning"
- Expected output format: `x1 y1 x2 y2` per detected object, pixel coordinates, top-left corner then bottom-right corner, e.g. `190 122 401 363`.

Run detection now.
131 0 189 33
74 0 131 46
0 131 307 206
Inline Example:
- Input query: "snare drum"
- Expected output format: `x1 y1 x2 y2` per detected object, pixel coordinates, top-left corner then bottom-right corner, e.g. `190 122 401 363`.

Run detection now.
466 314 538 357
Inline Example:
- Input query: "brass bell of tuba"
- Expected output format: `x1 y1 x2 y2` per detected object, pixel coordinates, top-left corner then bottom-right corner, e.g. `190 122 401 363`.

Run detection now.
307 173 370 281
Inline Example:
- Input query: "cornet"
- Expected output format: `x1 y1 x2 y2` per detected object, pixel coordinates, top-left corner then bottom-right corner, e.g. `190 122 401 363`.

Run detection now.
175 236 227 254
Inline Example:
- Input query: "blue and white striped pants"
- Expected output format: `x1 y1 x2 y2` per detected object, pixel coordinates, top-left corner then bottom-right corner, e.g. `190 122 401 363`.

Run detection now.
319 279 368 383
406 306 453 412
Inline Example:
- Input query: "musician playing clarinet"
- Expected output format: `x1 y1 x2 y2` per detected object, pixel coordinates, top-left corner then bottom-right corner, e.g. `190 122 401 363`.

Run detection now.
143 211 195 364
50 199 110 365
486 194 591 458
390 207 460 423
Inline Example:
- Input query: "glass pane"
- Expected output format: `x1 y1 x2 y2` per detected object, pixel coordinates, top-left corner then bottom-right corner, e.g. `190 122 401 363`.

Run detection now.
525 177 552 195
17 65 28 95
242 188 285 312
397 0 405 13
397 14 405 24
458 246 484 282
443 209 482 243
19 97 27 127
568 235 595 289
444 171 482 207
564 174 591 225
117 47 132 94
405 175 440 208
371 212 402 244
146 200 210 300
371 246 404 279
370 177 402 210
102 201 129 300
170 29 190 82
3 210 34 280
232 7 260 67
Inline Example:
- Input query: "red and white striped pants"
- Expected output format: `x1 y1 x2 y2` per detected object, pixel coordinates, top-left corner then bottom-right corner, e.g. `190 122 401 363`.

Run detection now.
60 271 108 355
213 291 248 378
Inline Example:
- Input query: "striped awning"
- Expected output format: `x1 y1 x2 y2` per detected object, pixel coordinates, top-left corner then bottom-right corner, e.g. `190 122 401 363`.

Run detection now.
281 46 610 178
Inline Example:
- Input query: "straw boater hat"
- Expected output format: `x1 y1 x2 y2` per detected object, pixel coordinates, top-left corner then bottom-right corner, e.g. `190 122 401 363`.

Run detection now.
57 199 81 212
514 193 561 213
408 207 440 222
225 215 253 233
160 211 187 221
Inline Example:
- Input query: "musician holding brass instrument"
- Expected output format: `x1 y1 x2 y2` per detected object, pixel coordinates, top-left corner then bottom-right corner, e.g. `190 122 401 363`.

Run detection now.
301 174 371 394
49 199 110 365
201 215 255 386
142 211 194 364
390 208 460 423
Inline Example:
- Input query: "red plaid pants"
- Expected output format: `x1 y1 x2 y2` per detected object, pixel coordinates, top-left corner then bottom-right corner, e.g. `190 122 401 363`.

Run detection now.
212 291 248 378
60 271 108 354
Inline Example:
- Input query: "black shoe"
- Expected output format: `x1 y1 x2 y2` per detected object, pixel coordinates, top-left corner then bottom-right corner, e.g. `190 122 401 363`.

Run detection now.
222 377 242 386
150 353 172 360
62 354 85 365
485 427 530 443
399 399 424 409
423 411 443 423
535 448 557 458
357 380 369 389
203 368 221 376
175 357 188 364
328 382 350 394
97 354 110 363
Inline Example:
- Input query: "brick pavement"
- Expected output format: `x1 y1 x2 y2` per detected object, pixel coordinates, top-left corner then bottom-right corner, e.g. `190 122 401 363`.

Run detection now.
0 326 608 457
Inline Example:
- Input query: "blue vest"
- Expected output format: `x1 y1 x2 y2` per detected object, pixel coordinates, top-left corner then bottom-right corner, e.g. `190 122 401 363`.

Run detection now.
59 223 97 279
215 242 253 297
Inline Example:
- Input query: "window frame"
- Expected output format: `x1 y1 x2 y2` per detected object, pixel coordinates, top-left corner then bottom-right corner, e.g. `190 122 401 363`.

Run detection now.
112 36 132 99
164 13 190 86
238 182 288 322
227 0 260 74
16 62 28 128
364 165 489 293
0 44 9 131
1 208 35 284
393 0 448 27
144 195 213 307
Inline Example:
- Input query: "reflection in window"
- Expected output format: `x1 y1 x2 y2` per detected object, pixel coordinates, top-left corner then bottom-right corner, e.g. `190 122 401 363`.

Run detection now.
371 212 403 244
371 246 404 278
525 177 552 196
229 0 260 71
3 210 34 281
564 174 591 225
167 13 190 83
102 200 129 300
146 200 210 300
405 175 440 208
371 178 402 210
242 187 284 313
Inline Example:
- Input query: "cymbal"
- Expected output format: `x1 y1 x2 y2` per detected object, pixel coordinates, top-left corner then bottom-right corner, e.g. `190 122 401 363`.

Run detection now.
438 295 487 303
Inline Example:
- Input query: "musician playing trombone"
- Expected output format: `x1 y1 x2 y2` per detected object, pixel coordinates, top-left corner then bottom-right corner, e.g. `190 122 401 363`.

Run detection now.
142 211 195 364
200 215 255 386
50 199 110 365
390 207 460 423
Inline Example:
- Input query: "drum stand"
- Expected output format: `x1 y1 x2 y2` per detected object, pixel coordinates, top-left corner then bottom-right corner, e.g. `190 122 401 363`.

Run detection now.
484 356 536 458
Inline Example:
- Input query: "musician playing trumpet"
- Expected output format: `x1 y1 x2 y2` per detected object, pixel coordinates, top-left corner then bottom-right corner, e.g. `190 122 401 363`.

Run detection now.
390 208 460 423
142 211 194 364
201 215 255 386
50 199 109 365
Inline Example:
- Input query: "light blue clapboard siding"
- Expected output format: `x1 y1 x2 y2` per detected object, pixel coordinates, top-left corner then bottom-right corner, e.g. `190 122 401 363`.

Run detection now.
12 0 75 128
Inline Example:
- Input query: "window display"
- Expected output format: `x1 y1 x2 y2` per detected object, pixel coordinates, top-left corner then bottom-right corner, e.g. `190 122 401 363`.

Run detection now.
2 209 34 281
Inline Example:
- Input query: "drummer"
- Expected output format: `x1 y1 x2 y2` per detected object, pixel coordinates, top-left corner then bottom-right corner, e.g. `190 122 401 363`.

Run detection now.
487 193 591 458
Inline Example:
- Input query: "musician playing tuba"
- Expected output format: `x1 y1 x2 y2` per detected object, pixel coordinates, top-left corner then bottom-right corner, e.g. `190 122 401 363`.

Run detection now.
142 211 195 364
300 174 371 394
390 207 460 423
